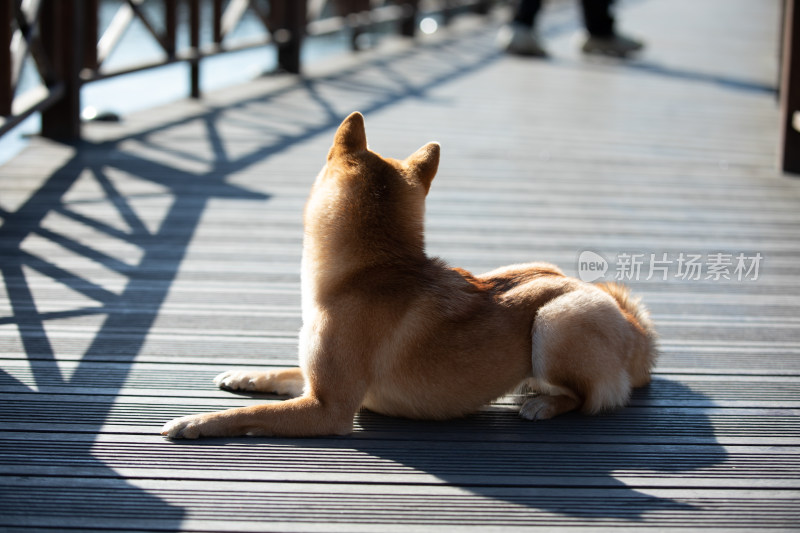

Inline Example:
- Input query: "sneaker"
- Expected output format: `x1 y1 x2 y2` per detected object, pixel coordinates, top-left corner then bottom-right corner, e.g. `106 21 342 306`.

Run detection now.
582 34 644 58
497 23 548 57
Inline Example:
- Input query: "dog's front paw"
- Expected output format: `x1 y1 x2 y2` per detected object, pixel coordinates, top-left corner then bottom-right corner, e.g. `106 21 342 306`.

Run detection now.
161 415 209 439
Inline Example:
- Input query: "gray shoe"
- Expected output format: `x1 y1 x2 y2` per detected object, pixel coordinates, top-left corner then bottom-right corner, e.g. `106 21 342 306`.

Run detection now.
582 34 644 58
497 23 548 57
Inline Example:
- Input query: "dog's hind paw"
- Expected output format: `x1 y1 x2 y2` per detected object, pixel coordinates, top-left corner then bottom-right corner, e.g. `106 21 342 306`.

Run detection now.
214 370 258 391
214 368 306 397
519 394 580 421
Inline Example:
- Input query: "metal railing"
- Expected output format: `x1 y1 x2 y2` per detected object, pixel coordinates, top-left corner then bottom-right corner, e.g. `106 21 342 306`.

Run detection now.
1 0 499 142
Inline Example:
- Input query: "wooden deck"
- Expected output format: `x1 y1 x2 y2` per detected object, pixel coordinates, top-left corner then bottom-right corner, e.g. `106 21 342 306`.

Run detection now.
1 0 799 530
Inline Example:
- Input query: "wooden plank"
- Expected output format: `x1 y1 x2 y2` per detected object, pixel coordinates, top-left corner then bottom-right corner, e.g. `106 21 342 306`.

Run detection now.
1 430 799 488
1 392 800 446
2 477 799 532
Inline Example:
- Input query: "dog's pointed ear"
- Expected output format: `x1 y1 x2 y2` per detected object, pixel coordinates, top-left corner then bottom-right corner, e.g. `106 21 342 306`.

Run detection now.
406 142 440 193
329 112 368 158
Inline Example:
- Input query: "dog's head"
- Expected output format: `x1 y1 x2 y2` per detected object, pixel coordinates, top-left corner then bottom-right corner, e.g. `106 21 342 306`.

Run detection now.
326 112 439 193
304 112 440 263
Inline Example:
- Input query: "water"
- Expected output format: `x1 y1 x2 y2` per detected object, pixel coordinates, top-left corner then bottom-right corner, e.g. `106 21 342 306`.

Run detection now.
0 1 370 165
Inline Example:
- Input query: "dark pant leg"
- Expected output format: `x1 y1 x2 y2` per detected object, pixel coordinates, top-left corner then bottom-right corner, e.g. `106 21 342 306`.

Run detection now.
513 0 542 28
580 0 615 37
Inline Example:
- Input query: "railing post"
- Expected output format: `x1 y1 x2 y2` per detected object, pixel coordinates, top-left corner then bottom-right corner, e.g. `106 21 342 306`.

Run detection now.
277 0 306 74
473 0 491 15
1 0 12 117
341 0 370 51
165 0 177 59
401 0 419 37
213 0 223 47
83 0 99 72
189 0 201 98
40 0 83 141
781 0 800 174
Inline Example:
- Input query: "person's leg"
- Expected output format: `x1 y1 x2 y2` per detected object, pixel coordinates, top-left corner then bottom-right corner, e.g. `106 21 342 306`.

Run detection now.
580 0 644 57
580 0 615 37
500 0 548 56
513 0 542 28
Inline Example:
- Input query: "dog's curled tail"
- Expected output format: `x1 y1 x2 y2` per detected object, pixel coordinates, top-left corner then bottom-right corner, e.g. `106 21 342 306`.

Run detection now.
595 281 658 386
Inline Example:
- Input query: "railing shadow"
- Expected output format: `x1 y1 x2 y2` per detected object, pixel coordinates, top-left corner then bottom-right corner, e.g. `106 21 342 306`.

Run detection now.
0 22 506 529
0 145 224 528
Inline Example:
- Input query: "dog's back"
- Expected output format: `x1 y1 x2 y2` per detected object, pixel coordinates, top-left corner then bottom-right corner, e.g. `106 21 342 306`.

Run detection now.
301 113 658 422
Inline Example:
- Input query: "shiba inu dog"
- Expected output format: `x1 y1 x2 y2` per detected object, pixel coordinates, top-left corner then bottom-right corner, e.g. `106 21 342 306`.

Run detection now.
162 112 657 439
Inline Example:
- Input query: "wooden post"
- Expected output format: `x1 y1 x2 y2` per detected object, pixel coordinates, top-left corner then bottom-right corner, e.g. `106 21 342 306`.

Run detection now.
781 0 800 174
165 0 177 59
341 0 370 51
0 0 12 116
41 0 83 141
277 0 306 74
401 0 419 37
83 0 99 72
213 0 223 47
473 0 491 15
189 0 201 98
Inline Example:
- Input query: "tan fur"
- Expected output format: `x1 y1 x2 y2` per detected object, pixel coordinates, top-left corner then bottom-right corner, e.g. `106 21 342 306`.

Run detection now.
162 112 658 439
